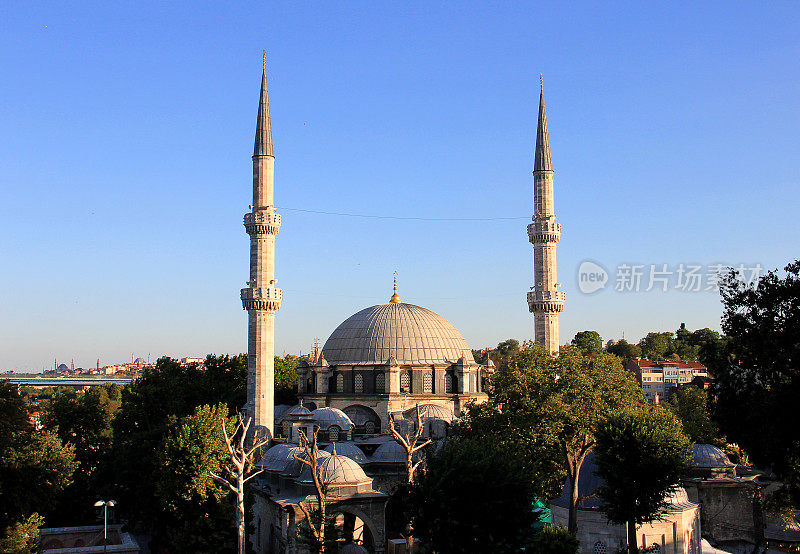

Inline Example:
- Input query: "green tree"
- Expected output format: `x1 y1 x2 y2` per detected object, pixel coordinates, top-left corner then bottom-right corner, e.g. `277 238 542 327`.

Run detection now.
711 261 800 506
0 513 44 554
410 435 539 553
571 331 603 355
637 332 673 360
606 339 642 362
594 407 691 554
274 354 300 405
0 383 77 531
528 524 579 554
157 403 237 553
666 386 725 446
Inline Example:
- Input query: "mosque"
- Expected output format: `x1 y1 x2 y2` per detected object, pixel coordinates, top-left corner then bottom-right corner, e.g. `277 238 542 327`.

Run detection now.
240 55 560 553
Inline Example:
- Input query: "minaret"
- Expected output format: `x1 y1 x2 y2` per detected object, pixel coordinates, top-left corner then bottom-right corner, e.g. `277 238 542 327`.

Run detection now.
241 52 282 437
527 74 565 353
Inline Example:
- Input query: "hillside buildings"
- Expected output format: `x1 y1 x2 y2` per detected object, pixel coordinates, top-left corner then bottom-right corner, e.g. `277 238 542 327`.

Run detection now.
626 359 709 402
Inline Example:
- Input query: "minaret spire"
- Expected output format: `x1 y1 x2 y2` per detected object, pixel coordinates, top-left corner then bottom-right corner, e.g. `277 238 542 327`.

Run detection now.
527 74 564 353
254 50 273 158
242 56 282 440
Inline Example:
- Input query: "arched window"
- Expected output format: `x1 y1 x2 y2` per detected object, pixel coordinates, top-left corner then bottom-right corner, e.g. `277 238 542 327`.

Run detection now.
364 420 376 434
375 372 385 393
423 373 433 393
445 372 455 393
282 420 290 438
328 425 340 442
649 545 661 554
336 373 344 393
354 373 364 393
306 375 315 393
593 541 607 554
400 372 411 393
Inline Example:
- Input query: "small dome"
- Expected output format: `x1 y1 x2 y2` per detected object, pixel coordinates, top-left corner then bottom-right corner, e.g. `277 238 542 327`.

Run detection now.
663 487 697 510
298 454 371 485
692 444 735 468
259 443 302 472
274 404 292 421
282 448 332 477
284 404 312 419
372 440 409 464
323 442 368 465
311 407 354 430
403 404 455 423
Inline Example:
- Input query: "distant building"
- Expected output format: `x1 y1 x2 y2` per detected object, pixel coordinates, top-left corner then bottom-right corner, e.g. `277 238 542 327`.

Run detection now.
180 357 204 367
626 359 709 402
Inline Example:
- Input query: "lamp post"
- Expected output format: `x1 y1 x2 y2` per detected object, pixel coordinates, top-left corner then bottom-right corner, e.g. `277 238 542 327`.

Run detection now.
93 500 116 553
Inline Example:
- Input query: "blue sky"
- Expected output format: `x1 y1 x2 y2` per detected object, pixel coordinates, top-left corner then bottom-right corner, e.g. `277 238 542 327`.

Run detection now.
1 2 798 370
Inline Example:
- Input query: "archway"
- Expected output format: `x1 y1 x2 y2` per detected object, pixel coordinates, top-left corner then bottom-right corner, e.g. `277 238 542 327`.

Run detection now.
343 405 382 436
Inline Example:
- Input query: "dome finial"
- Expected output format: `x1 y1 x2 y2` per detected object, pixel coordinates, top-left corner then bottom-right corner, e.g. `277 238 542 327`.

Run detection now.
390 271 402 303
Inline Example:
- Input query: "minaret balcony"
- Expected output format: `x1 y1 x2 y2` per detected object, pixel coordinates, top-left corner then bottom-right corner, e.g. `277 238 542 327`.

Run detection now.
527 220 561 244
527 290 566 313
244 211 281 235
241 286 283 311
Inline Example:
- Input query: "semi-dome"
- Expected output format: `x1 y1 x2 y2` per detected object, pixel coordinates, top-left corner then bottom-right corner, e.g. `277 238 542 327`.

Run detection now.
298 454 371 485
311 407 354 430
692 444 735 468
322 302 475 365
259 443 302 472
323 442 369 465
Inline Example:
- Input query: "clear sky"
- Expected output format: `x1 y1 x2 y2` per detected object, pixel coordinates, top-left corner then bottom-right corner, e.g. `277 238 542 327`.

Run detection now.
1 2 798 371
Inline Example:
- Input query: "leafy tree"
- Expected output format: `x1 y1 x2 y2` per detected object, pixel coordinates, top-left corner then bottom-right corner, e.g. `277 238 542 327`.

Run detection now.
711 261 800 506
528 524 579 554
0 513 44 554
41 384 121 523
571 331 603 355
156 403 237 553
0 383 77 531
472 344 646 534
594 406 691 554
665 386 725 447
637 332 673 360
275 354 300 405
606 339 642 362
410 435 539 553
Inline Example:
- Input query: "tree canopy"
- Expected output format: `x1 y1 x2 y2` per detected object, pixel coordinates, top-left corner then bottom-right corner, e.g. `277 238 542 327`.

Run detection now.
571 330 603 355
594 406 691 554
665 386 725 447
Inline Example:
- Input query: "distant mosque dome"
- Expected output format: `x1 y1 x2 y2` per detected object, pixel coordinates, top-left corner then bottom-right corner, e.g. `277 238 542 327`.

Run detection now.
56 363 69 372
134 357 146 364
322 302 475 365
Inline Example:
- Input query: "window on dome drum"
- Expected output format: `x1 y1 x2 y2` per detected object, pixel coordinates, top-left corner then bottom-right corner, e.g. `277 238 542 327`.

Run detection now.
445 371 455 394
354 374 364 393
593 541 607 554
328 425 340 442
336 373 344 393
306 376 315 393
375 372 385 393
364 420 376 434
400 372 411 393
423 373 432 394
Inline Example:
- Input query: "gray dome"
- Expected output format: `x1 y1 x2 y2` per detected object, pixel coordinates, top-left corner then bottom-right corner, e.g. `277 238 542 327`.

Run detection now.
282 449 332 477
403 404 456 423
283 404 312 420
692 444 735 468
339 544 369 554
322 303 475 365
298 454 371 485
372 440 415 464
311 407 354 430
259 443 302 472
274 404 292 421
323 442 369 465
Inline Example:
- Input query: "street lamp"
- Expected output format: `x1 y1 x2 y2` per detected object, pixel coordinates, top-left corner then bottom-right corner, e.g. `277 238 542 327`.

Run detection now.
93 500 116 553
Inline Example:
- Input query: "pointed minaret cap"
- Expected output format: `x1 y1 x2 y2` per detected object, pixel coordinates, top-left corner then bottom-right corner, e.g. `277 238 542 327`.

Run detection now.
534 73 553 172
254 51 274 157
389 271 402 303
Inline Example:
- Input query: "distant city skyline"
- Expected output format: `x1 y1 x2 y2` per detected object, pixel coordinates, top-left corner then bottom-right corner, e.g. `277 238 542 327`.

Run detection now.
2 3 798 370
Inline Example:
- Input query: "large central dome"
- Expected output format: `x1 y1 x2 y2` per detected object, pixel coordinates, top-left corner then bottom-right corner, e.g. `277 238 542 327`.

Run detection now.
322 303 475 366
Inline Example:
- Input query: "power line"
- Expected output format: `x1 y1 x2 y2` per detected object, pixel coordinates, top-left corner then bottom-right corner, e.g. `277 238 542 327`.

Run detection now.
276 206 528 221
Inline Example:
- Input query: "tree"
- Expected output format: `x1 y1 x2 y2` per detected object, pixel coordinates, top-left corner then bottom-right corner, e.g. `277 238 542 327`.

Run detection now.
666 386 725 446
409 435 540 553
711 260 800 506
606 339 642 362
156 403 237 552
0 383 77 531
209 415 271 554
275 354 300 405
637 332 673 360
0 513 44 554
571 331 603 355
594 406 691 554
293 428 329 553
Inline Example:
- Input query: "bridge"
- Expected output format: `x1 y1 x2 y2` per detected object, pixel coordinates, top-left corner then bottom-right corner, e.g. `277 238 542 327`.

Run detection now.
0 376 133 387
